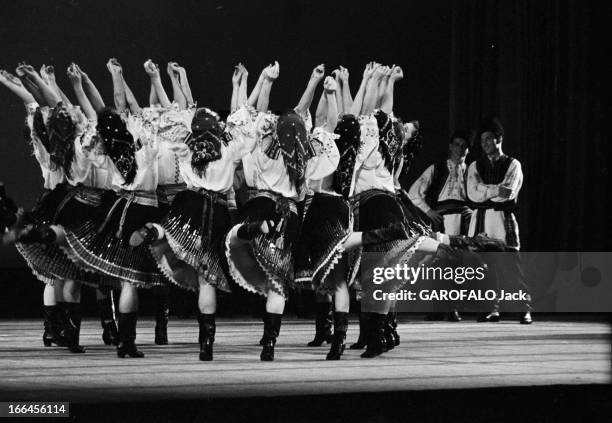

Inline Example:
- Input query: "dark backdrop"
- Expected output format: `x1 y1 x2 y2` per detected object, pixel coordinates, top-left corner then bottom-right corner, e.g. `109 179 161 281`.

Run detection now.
0 0 609 316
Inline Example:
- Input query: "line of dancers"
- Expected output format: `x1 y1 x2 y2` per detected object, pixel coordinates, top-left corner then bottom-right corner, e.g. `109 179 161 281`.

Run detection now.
0 58 531 362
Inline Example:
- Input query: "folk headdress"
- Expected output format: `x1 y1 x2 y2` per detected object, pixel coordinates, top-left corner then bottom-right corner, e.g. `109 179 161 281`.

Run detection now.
184 107 229 176
33 102 77 178
264 110 310 190
374 110 403 174
332 114 362 198
97 109 137 185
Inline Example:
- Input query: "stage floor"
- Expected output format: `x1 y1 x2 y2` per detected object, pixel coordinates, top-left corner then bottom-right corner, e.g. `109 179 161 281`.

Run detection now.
0 316 609 404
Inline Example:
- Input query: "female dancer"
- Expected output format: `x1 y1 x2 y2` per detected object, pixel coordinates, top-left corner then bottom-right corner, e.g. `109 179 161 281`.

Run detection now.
1 63 106 353
62 58 169 358
130 63 258 361
225 60 320 361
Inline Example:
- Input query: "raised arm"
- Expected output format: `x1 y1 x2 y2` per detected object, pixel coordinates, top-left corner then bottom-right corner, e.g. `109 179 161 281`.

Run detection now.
230 65 241 112
247 67 266 108
149 78 159 106
67 64 96 120
121 73 141 115
15 64 45 105
332 69 343 116
167 62 187 110
41 65 72 106
350 62 374 116
176 65 194 106
314 87 327 128
322 76 338 133
0 70 36 106
237 63 248 106
107 58 127 114
295 64 325 115
361 64 384 115
339 66 353 114
256 62 279 113
75 64 106 112
375 66 391 109
381 65 402 114
18 64 60 107
144 59 171 108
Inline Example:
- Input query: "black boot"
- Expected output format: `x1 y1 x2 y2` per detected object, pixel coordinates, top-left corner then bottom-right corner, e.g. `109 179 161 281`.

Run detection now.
326 312 348 360
97 297 118 346
55 302 71 348
197 313 215 361
384 312 400 349
63 302 85 354
390 312 400 346
307 302 333 347
154 301 169 345
42 305 63 347
361 313 387 358
349 312 368 350
260 312 282 361
117 312 144 358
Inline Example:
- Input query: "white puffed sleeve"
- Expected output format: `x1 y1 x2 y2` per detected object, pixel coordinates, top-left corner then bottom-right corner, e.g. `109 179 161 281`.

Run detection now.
306 127 340 180
225 105 258 161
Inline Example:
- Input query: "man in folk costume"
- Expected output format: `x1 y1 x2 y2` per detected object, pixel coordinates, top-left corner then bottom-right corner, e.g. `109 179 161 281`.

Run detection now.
466 117 532 324
409 130 472 322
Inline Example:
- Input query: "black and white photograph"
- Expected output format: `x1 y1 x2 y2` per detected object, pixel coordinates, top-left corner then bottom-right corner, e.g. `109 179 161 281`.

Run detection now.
0 0 610 421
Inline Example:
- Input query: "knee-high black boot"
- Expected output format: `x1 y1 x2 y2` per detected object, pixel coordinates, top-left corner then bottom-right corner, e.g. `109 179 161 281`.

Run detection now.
383 312 396 351
349 312 368 350
62 302 85 353
326 312 348 360
117 312 144 358
42 305 63 347
260 312 282 361
154 288 170 345
197 313 215 361
307 302 333 347
389 311 400 346
361 313 387 358
97 296 118 346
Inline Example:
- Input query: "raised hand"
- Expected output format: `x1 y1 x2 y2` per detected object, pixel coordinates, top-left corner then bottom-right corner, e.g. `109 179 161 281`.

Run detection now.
144 59 160 78
106 58 122 75
264 61 279 81
167 62 179 78
73 64 89 81
323 76 337 94
373 64 385 79
0 70 23 87
238 63 248 79
339 66 349 83
311 64 325 81
17 63 38 79
363 62 375 79
390 65 403 81
66 63 82 85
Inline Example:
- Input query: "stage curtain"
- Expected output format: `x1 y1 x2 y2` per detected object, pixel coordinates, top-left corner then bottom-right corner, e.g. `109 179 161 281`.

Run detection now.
449 0 610 250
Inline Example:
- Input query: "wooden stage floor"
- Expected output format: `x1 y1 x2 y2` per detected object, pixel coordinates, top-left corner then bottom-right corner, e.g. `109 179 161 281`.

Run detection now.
0 316 610 421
